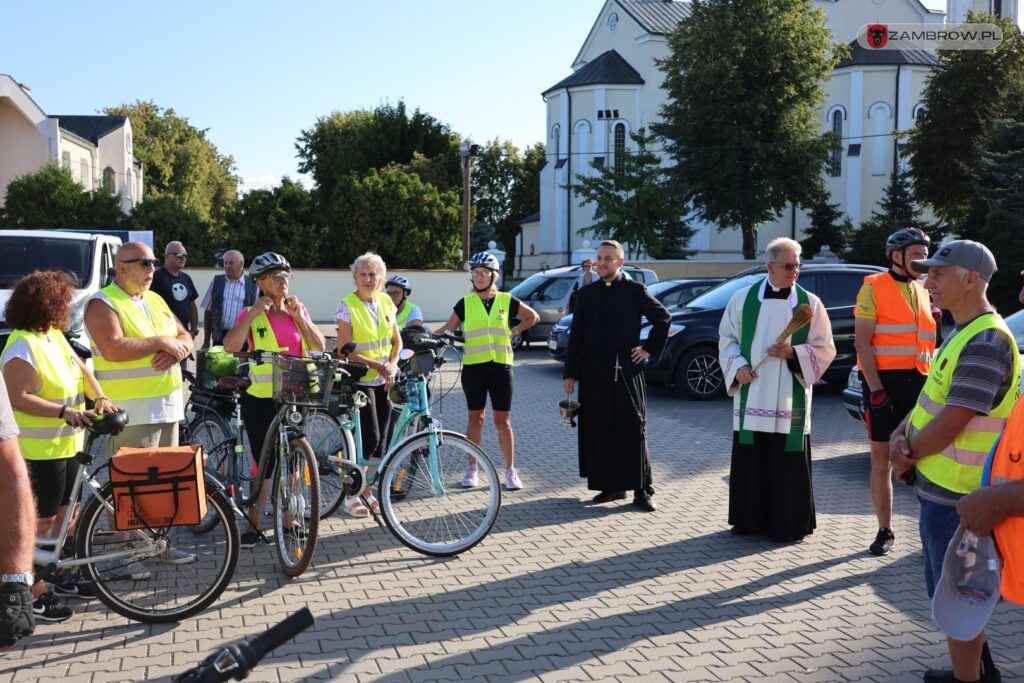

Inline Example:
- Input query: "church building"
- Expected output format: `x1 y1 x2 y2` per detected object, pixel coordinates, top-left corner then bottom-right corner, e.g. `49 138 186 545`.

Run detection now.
524 0 1018 272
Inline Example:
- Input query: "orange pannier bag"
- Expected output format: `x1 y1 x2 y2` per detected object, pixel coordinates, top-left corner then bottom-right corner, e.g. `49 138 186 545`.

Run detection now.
109 444 208 531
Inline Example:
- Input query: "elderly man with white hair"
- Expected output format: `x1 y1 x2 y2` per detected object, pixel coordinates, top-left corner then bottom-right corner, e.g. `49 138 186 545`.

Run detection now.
718 237 836 543
200 250 258 348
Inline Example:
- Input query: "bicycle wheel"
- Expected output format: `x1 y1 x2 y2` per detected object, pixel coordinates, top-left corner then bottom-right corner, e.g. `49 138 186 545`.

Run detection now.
188 412 234 534
378 430 500 557
305 409 347 518
75 483 239 623
271 436 320 577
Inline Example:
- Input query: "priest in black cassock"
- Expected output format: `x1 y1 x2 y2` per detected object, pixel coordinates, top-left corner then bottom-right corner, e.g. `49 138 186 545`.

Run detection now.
563 240 671 512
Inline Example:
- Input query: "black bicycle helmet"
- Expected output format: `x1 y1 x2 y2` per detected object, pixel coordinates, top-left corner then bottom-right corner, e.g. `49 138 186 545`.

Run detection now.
250 252 291 280
885 228 930 258
386 275 411 294
468 252 500 271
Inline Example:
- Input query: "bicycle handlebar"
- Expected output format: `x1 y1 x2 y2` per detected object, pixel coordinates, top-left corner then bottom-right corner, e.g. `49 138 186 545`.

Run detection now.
172 607 314 682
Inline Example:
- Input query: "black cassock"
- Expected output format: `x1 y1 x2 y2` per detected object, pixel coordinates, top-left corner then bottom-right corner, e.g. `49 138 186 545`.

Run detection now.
564 274 671 493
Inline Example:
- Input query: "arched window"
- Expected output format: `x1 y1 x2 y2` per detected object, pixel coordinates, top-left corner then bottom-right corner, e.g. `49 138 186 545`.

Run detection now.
830 109 843 177
103 167 116 193
914 104 926 126
613 123 626 175
868 102 892 176
79 159 91 190
551 124 561 162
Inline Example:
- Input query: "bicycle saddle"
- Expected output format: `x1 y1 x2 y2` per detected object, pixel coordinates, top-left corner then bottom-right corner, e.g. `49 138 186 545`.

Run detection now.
217 376 252 392
88 410 129 436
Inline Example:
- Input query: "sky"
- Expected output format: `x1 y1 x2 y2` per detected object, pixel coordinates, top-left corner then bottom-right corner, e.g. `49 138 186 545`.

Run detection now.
0 0 995 194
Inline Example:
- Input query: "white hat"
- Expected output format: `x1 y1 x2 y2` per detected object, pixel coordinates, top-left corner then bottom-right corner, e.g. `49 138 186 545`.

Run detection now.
932 525 1002 641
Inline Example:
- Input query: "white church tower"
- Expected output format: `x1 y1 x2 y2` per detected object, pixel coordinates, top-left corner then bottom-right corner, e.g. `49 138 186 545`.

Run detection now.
947 0 1018 23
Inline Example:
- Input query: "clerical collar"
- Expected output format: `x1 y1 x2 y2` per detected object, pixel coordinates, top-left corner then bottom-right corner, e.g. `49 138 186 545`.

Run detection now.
764 286 791 300
888 268 911 283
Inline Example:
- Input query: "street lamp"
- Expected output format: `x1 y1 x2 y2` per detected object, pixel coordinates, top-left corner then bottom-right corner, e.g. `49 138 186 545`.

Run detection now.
460 142 480 265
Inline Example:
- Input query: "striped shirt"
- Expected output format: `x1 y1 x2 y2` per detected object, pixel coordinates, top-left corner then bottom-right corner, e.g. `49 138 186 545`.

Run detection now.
201 275 248 333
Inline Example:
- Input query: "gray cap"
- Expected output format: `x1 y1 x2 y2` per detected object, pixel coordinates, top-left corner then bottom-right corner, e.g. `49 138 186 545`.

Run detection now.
911 240 997 282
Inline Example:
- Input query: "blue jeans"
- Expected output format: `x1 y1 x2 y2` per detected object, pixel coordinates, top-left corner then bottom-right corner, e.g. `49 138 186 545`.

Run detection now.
918 495 961 598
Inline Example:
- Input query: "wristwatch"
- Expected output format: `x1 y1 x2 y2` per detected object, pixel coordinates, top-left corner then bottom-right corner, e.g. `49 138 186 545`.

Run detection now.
1 571 34 587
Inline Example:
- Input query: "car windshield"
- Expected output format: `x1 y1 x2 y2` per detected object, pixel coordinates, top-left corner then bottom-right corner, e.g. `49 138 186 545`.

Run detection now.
681 273 764 311
1005 309 1024 352
646 281 678 298
511 274 549 300
0 236 94 288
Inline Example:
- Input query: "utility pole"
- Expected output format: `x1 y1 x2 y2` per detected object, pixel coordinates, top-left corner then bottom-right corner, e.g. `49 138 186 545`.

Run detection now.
460 142 480 264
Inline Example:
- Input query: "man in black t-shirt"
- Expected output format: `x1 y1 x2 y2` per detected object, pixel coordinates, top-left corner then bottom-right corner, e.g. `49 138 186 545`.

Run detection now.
151 240 199 337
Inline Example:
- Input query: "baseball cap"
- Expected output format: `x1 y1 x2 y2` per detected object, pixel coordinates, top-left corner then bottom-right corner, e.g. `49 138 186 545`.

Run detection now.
911 240 997 282
932 525 1002 641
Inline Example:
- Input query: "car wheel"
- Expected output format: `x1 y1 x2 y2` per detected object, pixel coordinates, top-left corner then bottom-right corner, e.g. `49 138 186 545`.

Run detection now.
674 346 725 400
511 332 528 350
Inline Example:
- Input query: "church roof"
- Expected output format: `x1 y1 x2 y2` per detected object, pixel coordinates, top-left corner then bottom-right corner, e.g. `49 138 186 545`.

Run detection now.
544 49 645 95
616 0 691 35
836 39 940 69
49 115 128 145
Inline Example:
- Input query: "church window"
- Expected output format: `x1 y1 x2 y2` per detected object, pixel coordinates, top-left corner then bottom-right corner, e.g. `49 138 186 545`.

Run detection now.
830 110 843 177
61 151 71 169
551 124 561 162
80 159 91 190
613 123 626 175
103 167 116 193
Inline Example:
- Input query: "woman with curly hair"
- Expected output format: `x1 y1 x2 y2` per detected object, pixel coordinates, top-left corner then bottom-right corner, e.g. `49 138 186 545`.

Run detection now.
2 271 118 623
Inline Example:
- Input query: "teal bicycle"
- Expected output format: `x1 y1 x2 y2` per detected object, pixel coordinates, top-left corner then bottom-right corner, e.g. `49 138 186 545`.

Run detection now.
308 333 501 556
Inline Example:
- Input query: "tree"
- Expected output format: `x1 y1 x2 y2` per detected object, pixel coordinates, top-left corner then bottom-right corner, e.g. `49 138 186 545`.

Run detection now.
798 181 853 257
104 100 240 230
126 196 217 265
0 163 126 229
906 14 1024 233
321 168 462 269
569 128 694 259
226 178 323 268
296 101 461 197
654 0 843 259
845 167 933 266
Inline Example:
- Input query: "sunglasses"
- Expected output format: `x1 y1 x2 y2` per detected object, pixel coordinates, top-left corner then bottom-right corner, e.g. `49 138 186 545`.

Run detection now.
171 253 188 259
122 258 161 268
772 261 802 272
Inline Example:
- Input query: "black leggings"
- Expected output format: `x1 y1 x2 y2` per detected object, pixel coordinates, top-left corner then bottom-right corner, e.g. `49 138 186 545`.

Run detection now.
26 458 82 518
241 393 281 480
358 385 392 460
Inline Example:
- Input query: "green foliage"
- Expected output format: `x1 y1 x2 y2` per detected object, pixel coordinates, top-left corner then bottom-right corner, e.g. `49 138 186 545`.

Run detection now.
799 181 853 257
104 100 239 230
846 168 933 266
127 196 218 265
654 0 843 259
0 163 126 229
569 128 694 259
226 178 323 268
321 168 462 270
296 101 461 198
974 118 1024 314
906 14 1024 231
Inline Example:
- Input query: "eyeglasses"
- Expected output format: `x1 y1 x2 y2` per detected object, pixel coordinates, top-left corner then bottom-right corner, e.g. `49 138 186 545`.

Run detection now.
582 264 593 269
772 261 802 272
122 258 161 268
171 253 188 259
261 271 290 281
386 289 404 296
471 270 493 278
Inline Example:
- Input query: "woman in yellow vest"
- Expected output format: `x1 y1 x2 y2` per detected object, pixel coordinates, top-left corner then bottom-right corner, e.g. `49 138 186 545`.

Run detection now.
436 252 539 491
335 252 402 518
223 252 325 548
2 271 118 621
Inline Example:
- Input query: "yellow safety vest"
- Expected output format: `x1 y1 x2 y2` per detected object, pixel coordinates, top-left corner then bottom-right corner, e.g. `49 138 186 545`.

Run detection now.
342 292 395 383
909 313 1021 493
463 292 513 366
89 284 182 401
4 328 85 460
246 309 309 398
396 300 418 328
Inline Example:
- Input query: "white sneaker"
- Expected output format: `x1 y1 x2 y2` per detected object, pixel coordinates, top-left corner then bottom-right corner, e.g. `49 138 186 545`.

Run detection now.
100 560 151 581
157 547 196 565
461 464 479 488
505 468 523 491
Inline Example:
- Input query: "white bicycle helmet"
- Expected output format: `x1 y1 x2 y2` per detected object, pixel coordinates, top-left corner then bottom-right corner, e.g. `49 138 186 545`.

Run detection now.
469 252 500 271
250 252 291 280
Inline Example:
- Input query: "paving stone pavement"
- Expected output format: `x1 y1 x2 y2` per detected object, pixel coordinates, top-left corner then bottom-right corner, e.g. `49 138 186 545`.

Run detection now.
3 348 1023 682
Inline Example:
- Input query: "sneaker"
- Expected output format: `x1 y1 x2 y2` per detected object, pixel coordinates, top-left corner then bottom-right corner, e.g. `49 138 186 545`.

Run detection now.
504 468 523 491
461 463 479 488
100 560 151 581
157 547 196 565
869 528 895 556
240 531 263 549
54 580 97 601
32 591 74 623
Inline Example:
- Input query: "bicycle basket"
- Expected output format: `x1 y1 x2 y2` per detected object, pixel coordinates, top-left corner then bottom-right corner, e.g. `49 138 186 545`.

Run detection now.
195 346 240 392
271 356 334 407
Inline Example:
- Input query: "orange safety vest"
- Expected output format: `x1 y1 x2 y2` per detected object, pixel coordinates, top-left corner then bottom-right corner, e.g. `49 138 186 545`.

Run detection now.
986 396 1024 605
859 272 936 374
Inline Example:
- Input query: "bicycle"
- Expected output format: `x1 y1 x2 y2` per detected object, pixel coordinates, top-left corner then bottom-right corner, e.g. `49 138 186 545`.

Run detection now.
34 410 240 623
308 332 502 557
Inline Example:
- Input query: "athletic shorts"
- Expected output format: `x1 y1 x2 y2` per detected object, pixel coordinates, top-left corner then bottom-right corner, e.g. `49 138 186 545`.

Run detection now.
461 362 513 412
860 369 926 442
25 457 82 518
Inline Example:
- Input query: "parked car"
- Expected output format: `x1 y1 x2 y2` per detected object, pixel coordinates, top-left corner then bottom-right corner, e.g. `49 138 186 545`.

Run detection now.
638 263 886 400
547 277 725 361
843 306 1024 421
510 264 658 348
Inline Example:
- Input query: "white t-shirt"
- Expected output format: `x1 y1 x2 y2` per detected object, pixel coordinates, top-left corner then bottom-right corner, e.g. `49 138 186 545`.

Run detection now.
91 290 184 425
1 337 45 393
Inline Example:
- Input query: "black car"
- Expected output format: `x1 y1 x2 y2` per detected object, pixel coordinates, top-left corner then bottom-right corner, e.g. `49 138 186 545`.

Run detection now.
641 263 886 400
546 277 725 361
